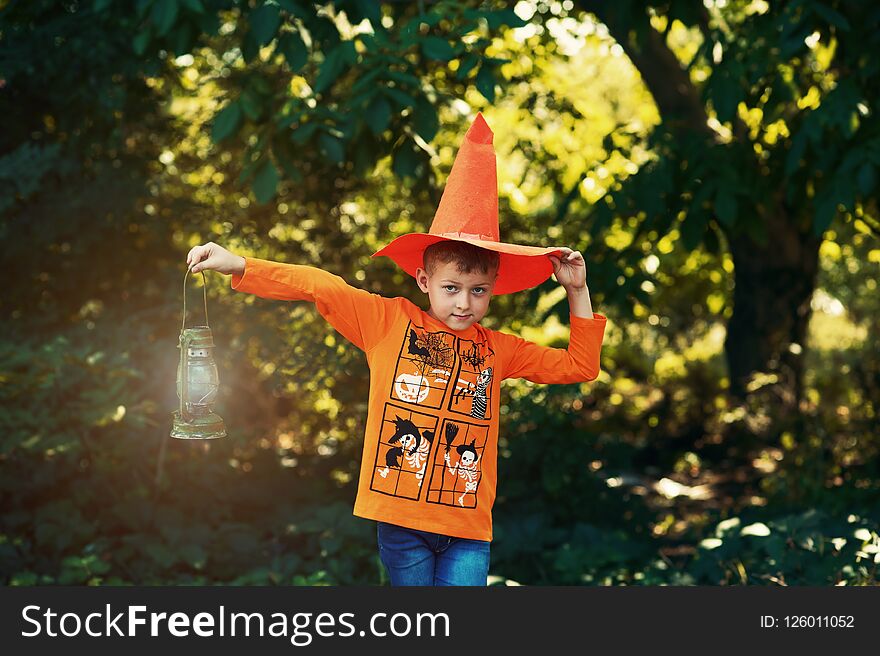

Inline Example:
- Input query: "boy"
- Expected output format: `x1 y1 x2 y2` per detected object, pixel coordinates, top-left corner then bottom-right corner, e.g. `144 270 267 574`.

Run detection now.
186 113 607 586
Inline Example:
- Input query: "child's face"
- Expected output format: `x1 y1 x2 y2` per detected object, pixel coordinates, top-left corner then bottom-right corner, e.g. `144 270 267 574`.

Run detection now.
415 259 497 331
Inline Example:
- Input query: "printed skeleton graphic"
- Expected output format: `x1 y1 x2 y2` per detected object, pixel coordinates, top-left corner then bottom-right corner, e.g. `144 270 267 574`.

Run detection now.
469 366 492 419
378 416 434 487
444 438 480 506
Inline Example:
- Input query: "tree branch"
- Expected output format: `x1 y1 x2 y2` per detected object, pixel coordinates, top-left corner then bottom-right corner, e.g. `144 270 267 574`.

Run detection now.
577 1 715 141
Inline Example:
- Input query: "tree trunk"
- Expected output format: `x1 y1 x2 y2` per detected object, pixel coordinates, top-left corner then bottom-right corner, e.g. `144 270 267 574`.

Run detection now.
580 3 824 416
723 208 822 410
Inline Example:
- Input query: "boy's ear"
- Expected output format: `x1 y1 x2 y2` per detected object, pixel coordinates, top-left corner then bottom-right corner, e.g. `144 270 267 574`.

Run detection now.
414 267 430 293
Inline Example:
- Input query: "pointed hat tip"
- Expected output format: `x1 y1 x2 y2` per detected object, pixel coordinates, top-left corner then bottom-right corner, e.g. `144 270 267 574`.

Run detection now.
466 112 493 145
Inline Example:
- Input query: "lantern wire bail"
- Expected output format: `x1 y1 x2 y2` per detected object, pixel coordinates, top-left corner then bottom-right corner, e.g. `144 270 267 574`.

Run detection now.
182 267 210 332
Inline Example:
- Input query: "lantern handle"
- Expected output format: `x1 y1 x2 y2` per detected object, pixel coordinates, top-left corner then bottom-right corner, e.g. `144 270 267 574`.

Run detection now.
181 267 210 333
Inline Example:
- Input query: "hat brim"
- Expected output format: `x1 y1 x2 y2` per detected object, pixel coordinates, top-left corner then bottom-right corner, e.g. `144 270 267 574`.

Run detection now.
371 233 564 295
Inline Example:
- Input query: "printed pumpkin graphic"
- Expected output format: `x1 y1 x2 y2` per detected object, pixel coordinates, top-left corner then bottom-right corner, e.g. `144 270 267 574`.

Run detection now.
393 372 431 404
389 324 456 409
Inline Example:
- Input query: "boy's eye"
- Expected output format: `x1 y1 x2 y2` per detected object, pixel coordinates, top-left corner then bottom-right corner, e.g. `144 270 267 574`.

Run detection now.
443 286 486 294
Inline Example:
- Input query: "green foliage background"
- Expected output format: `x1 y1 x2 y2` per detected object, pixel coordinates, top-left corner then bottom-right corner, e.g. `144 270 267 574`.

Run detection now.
1 0 878 586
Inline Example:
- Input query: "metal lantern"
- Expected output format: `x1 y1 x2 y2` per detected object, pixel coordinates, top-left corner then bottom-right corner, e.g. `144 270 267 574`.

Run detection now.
170 268 227 440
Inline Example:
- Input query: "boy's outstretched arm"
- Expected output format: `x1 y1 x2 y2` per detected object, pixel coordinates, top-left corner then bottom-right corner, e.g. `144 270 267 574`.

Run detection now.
185 242 397 353
497 248 606 385
548 247 593 319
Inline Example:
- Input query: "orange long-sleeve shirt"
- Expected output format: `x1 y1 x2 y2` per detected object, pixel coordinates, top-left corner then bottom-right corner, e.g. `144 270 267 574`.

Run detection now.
231 257 607 541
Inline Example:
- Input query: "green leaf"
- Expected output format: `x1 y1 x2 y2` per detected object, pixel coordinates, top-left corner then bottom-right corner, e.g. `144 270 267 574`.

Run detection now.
365 96 392 136
151 0 179 37
237 153 261 185
132 31 151 56
392 140 420 179
483 56 512 66
196 11 220 35
58 557 90 584
171 22 194 55
715 189 737 226
349 0 381 24
239 88 262 121
413 12 442 28
278 32 308 71
278 0 309 16
385 70 421 89
691 179 715 209
250 3 281 45
353 135 376 176
253 160 279 204
352 68 383 95
780 28 810 58
180 0 204 12
710 68 740 124
340 40 358 66
291 122 320 144
211 101 242 143
242 29 260 63
311 15 342 48
812 4 851 31
813 193 838 237
318 132 345 163
413 96 438 142
314 46 346 94
382 87 416 110
421 37 455 61
475 64 496 102
485 8 528 30
274 146 304 182
679 211 706 251
456 54 480 79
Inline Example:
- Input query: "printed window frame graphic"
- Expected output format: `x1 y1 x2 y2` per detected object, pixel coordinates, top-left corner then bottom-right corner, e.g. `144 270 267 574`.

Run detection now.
388 321 457 410
447 337 495 421
425 418 489 509
370 403 440 501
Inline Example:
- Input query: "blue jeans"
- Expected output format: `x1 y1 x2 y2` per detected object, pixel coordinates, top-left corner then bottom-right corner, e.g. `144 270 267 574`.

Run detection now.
377 521 490 586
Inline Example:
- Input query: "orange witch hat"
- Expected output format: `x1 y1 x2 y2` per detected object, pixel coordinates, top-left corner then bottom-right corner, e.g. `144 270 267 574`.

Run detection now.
371 112 562 295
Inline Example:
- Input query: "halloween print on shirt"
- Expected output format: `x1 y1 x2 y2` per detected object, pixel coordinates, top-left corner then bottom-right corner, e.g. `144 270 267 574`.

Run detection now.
390 324 456 409
449 336 495 420
425 419 488 509
373 321 494 507
371 403 439 500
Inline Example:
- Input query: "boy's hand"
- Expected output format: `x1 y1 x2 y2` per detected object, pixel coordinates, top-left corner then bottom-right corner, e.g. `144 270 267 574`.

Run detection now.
186 242 246 276
549 247 587 290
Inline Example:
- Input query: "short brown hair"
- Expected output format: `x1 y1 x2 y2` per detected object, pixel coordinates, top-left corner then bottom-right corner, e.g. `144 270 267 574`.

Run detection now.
423 240 500 278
